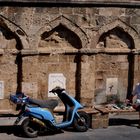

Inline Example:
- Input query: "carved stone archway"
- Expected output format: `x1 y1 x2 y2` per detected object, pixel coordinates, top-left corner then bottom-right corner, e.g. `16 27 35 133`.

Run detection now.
97 19 140 50
35 15 89 50
95 19 140 104
35 16 88 100
0 15 28 110
0 15 29 50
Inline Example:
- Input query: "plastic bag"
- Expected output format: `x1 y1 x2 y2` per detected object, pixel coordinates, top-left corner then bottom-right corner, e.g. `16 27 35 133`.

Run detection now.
132 99 140 110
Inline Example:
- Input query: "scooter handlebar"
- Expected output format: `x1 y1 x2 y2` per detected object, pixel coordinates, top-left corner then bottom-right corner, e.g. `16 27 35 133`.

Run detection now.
49 86 65 95
10 94 29 104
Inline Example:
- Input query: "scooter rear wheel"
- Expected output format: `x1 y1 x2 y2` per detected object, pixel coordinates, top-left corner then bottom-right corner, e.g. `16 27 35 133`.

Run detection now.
22 118 39 138
73 111 90 132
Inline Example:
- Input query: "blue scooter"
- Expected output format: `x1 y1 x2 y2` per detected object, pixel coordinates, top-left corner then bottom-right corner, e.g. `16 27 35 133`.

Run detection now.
10 87 90 138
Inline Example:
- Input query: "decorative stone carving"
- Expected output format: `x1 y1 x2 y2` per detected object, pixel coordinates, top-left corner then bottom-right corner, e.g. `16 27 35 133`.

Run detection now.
15 29 29 49
36 15 89 49
97 27 134 50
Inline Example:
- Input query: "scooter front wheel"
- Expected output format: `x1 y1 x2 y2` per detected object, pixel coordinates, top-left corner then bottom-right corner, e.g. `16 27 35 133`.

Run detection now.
73 111 90 132
21 118 39 138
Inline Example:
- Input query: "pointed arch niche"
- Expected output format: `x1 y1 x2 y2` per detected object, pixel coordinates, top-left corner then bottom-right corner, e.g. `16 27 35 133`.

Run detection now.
0 16 25 110
37 21 84 100
97 26 134 50
95 20 139 104
39 24 82 51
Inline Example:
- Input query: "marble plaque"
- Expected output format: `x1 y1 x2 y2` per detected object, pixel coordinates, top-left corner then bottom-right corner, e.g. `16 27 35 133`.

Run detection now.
48 73 66 97
0 81 4 99
106 78 118 95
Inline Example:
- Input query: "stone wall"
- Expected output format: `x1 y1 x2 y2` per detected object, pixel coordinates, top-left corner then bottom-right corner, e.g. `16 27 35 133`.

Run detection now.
0 1 140 110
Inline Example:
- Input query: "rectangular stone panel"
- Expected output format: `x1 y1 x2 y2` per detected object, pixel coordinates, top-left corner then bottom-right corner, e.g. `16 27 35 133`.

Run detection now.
22 82 38 98
0 81 4 99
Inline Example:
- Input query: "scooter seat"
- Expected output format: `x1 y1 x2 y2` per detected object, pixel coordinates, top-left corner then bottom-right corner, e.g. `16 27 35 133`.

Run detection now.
28 98 58 110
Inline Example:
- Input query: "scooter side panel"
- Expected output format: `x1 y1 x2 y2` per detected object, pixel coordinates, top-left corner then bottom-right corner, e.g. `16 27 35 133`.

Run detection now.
27 107 55 123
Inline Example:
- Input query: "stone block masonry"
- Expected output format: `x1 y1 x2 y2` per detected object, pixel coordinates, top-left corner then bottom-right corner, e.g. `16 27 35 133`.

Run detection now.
0 0 140 111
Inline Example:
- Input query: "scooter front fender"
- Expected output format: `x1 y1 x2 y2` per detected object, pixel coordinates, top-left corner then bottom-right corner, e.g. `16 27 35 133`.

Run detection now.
14 112 29 125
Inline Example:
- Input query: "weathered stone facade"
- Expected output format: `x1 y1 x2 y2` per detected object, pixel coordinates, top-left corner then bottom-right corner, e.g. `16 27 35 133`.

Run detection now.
0 0 140 111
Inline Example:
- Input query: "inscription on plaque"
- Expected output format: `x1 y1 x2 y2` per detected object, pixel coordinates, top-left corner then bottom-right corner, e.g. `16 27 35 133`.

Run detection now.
48 73 66 97
106 78 118 95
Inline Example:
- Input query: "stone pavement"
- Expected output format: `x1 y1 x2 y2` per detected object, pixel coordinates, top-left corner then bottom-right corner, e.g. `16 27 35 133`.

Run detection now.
0 111 139 126
0 112 139 140
0 117 17 126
